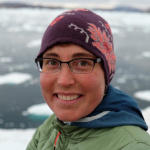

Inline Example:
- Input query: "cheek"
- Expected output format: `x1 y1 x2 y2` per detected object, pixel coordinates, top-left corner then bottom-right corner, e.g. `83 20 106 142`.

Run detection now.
80 73 105 105
40 74 56 111
40 74 47 92
78 73 105 118
88 77 105 101
83 72 105 92
84 70 105 102
40 74 54 100
40 74 47 99
40 74 47 87
40 74 53 88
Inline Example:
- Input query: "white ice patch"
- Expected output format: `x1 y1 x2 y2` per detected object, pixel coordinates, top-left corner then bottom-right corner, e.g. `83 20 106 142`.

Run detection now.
24 103 53 116
111 27 121 34
0 128 35 149
0 57 13 63
98 11 150 33
8 64 31 72
142 107 150 134
142 52 150 58
26 39 41 48
116 77 127 84
7 26 22 32
0 72 32 85
134 90 150 102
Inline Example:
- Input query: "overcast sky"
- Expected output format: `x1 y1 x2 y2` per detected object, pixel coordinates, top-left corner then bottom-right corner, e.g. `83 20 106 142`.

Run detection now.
0 0 150 9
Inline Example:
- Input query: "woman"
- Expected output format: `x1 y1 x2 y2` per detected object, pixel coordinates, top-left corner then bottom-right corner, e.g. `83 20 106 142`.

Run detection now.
26 9 150 150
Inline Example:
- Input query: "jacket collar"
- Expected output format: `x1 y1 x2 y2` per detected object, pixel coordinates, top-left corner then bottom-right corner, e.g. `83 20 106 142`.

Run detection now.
70 85 148 130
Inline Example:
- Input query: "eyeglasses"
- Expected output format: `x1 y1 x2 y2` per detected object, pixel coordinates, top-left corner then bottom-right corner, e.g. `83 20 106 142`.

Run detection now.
35 58 101 74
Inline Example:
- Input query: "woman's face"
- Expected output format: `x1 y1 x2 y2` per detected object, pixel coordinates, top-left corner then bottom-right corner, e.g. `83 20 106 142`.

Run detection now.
40 44 105 122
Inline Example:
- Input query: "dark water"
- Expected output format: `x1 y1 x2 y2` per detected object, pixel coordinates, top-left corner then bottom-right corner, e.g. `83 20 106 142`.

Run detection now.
0 8 150 129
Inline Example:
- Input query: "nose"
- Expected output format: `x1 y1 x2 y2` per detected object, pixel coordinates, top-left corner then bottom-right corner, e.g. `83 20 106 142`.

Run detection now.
57 64 76 87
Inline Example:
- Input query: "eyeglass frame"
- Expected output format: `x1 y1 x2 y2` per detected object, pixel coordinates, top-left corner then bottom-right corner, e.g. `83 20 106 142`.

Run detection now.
35 57 102 74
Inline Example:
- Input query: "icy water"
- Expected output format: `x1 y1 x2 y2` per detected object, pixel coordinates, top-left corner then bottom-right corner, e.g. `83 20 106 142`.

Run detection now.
0 8 150 129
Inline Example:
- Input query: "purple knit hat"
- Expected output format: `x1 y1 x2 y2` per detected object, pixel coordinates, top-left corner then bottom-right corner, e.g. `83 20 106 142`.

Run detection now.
37 8 116 87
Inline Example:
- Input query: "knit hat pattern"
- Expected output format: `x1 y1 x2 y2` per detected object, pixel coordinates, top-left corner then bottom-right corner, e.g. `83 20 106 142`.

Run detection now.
37 8 116 86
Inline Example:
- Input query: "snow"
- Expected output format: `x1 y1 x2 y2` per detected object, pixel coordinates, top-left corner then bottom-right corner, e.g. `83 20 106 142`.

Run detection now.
0 72 32 85
134 90 150 102
0 128 35 149
142 107 150 130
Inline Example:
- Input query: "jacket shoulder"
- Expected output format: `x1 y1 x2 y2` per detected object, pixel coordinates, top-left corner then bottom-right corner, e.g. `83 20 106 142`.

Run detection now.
120 126 150 150
78 125 150 150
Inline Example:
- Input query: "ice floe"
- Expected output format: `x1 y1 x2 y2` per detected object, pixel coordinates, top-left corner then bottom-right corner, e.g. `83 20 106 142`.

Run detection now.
0 128 35 149
116 77 127 84
0 72 32 85
142 52 150 58
142 107 150 134
1 7 150 34
0 57 13 63
23 103 53 116
134 90 150 102
7 64 31 72
26 39 41 48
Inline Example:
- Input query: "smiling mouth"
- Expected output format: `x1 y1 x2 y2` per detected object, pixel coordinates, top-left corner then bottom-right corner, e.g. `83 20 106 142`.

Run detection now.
57 94 81 101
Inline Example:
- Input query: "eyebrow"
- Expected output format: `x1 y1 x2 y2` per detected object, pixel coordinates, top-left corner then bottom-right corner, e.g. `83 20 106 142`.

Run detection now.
43 53 60 58
72 53 95 58
43 52 95 59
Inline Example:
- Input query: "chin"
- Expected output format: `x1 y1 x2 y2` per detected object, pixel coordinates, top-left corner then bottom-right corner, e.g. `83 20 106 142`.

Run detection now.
57 114 80 122
58 117 77 122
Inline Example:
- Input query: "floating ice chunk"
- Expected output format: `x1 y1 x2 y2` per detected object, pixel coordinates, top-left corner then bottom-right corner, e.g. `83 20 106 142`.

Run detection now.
134 90 150 102
25 103 53 116
142 107 150 134
26 39 41 48
8 64 31 72
111 27 121 34
0 128 35 149
117 77 127 84
7 27 22 32
142 52 150 58
0 72 32 85
0 57 13 63
23 24 33 31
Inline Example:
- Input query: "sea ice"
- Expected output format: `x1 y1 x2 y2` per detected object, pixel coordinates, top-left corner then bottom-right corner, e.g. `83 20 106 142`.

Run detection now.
134 90 150 102
142 52 150 58
0 128 35 149
0 72 32 85
142 107 150 134
0 57 13 63
25 103 53 116
26 39 41 48
116 77 127 84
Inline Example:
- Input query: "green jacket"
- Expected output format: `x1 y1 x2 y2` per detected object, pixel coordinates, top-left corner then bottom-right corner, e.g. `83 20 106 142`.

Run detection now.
26 114 150 150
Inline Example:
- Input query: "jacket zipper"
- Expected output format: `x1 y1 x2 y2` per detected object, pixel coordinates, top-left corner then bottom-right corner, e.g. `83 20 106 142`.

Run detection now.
53 131 61 150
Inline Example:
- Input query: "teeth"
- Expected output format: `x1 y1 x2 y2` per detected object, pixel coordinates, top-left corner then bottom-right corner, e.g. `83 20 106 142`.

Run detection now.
58 94 80 101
